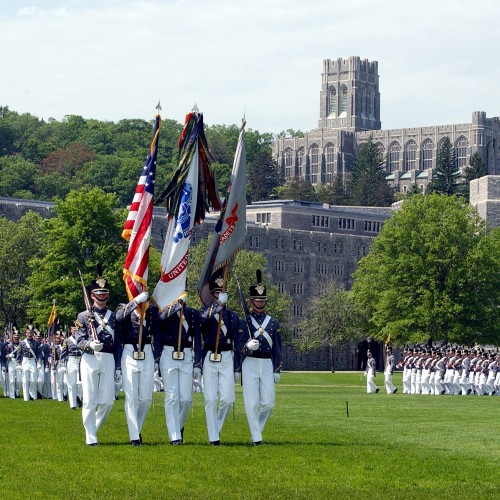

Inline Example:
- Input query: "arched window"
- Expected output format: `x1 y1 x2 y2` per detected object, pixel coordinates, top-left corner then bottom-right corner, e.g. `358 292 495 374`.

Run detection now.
310 144 319 184
404 140 417 172
375 142 385 163
422 139 433 170
366 88 374 118
329 87 337 117
455 137 468 168
284 148 293 178
325 143 335 182
360 86 366 117
297 147 305 176
340 85 348 115
389 142 401 172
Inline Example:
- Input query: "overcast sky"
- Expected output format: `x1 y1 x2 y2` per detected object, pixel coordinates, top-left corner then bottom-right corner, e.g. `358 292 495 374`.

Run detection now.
1 0 499 134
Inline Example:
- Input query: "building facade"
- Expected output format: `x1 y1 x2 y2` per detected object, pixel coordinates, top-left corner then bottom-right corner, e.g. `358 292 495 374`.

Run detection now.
273 56 500 193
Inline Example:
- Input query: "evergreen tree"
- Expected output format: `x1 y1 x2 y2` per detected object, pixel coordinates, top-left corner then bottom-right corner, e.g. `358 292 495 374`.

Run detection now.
350 137 393 206
316 174 349 205
461 151 487 201
429 136 461 196
248 151 281 202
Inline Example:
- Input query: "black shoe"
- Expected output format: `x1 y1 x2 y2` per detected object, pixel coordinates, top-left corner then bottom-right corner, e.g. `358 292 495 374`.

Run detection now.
37 392 43 399
440 390 445 395
76 396 82 408
139 433 142 445
392 388 398 394
170 439 182 445
253 441 262 446
71 407 76 411
375 388 379 393
87 443 98 447
130 440 141 447
181 427 184 441
210 440 221 447
63 395 68 401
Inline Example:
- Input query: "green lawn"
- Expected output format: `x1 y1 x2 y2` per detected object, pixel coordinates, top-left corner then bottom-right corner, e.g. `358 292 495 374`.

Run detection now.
1 372 498 499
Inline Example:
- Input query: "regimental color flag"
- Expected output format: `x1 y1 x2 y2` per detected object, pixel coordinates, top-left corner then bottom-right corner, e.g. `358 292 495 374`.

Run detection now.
198 118 247 308
122 114 160 307
47 300 58 337
152 111 220 311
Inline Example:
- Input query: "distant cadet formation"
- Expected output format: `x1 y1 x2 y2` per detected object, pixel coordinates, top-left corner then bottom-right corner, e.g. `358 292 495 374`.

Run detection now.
0 269 282 447
364 344 500 395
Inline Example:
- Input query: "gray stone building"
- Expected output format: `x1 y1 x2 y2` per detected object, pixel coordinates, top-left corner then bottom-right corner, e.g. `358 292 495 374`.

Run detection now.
273 56 500 194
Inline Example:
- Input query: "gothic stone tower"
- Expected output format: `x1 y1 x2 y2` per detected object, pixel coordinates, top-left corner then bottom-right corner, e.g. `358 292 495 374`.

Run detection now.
318 56 381 132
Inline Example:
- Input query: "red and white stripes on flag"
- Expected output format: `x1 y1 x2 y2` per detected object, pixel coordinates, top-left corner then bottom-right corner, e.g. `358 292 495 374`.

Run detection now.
122 114 160 303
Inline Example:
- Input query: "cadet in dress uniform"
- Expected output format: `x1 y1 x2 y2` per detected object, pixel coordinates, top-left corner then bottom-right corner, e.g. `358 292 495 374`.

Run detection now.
155 294 201 445
50 333 65 401
0 334 8 397
61 322 83 410
199 271 241 446
34 332 48 398
384 346 397 394
364 350 379 393
6 331 22 398
75 275 121 446
115 291 154 446
19 326 41 401
238 270 281 445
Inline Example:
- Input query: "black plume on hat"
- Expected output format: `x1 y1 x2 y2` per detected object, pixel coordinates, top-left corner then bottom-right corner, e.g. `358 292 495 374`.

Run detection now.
209 268 225 293
90 263 109 293
249 269 267 300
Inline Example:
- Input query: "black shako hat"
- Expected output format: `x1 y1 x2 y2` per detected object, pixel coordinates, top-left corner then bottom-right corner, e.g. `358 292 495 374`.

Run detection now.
249 269 267 300
209 268 225 294
90 263 109 294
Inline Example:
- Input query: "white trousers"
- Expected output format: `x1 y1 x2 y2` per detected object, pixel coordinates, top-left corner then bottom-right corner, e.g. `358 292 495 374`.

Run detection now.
242 357 275 443
366 368 378 393
81 352 115 445
66 356 82 408
402 368 411 394
51 366 65 401
8 361 21 398
22 357 37 401
202 351 235 442
459 373 470 395
421 369 431 395
122 344 154 442
1 365 9 397
160 346 194 442
384 370 397 394
434 373 444 395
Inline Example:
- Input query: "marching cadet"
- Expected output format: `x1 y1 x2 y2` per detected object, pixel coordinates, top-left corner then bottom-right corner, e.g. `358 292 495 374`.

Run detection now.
75 273 121 446
0 333 8 397
434 351 447 395
384 345 397 394
19 326 41 401
34 331 48 398
469 350 479 394
61 322 83 410
115 291 154 447
155 294 201 445
364 350 379 394
238 270 282 445
199 270 241 446
50 333 65 401
6 330 22 398
459 350 471 395
421 351 432 395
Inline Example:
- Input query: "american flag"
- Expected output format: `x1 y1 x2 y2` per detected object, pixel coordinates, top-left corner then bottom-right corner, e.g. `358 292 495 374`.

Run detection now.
122 114 160 303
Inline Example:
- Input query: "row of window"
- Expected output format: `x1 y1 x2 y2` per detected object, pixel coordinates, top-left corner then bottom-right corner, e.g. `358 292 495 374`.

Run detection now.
274 259 345 275
282 136 470 177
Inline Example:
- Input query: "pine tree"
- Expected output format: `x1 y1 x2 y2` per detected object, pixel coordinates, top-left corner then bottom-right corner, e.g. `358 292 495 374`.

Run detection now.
461 151 487 201
429 136 461 196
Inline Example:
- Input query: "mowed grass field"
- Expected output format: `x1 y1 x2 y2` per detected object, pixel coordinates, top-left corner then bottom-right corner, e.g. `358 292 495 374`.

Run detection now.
0 372 498 499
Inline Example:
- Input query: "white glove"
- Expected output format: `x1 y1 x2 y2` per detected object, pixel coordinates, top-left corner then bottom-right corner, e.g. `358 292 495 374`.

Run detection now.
135 292 149 304
218 292 228 304
114 369 122 384
1 366 5 373
234 371 241 384
45 367 49 373
273 373 280 384
154 363 159 372
59 366 66 374
246 339 260 351
89 340 103 352
193 367 202 382
8 353 15 360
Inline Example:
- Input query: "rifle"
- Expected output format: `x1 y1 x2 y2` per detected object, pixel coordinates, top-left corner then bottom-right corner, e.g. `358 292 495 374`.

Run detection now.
234 274 253 338
78 270 99 341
